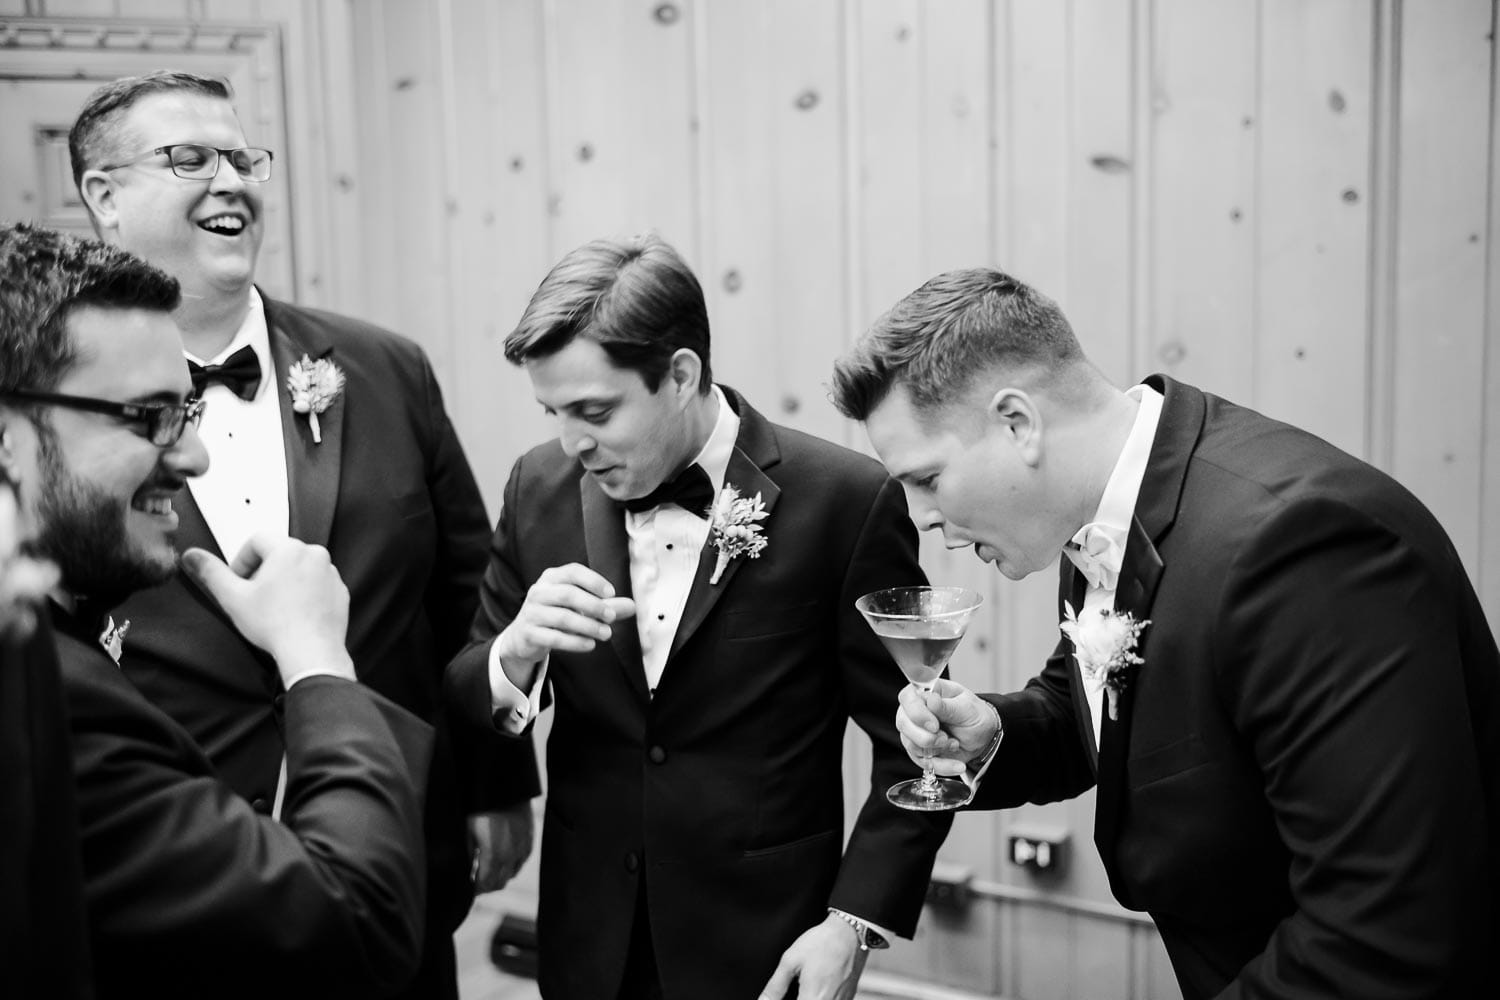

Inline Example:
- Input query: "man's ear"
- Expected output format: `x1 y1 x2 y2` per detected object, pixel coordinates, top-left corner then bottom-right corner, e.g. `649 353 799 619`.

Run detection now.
667 348 703 403
988 387 1043 466
78 171 120 235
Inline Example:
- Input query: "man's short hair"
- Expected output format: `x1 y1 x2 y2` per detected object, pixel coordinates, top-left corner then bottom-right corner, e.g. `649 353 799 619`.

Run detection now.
830 268 1084 420
68 70 232 189
503 233 712 393
0 223 180 395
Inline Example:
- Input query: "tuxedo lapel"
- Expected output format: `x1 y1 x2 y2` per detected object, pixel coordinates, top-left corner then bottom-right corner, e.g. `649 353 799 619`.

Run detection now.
1093 375 1202 888
665 389 781 665
1060 564 1099 778
263 296 344 549
581 473 648 704
176 481 223 561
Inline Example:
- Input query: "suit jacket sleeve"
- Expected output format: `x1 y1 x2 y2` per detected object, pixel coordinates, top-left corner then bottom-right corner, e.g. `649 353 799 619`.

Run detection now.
826 477 953 937
1208 498 1492 999
967 627 1097 811
415 355 541 808
71 660 434 997
445 454 541 739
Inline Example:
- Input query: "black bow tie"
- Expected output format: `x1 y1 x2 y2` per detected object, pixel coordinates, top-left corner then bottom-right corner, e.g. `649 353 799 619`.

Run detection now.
620 463 714 518
189 345 261 401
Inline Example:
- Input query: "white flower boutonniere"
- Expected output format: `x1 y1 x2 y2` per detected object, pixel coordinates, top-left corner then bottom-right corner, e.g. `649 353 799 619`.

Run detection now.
1060 601 1149 720
704 485 768 585
286 354 345 444
99 615 130 666
0 486 59 642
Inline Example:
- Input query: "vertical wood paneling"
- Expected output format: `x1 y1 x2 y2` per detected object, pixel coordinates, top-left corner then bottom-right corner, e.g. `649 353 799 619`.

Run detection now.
254 0 316 307
1254 1 1373 458
1482 0 1500 628
1067 0 1136 385
312 0 362 312
1389 0 1492 574
1149 0 1257 399
546 0 696 254
442 0 555 508
696 0 848 447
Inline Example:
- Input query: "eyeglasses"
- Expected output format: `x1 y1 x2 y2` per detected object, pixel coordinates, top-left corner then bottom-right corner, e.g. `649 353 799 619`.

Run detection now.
99 144 274 183
0 390 206 447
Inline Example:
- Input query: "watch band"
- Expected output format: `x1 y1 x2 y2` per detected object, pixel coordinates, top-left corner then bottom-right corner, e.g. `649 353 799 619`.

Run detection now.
828 908 889 951
970 700 1005 772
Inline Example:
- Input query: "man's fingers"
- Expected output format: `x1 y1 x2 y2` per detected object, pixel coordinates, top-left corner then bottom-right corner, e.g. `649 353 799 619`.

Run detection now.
181 548 243 602
757 956 795 1000
538 562 618 599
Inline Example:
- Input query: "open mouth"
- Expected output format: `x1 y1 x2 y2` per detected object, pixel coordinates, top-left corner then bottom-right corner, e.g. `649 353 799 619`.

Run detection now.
198 214 247 236
132 494 175 517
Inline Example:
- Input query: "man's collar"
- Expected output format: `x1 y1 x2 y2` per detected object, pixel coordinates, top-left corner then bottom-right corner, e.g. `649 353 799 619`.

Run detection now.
184 288 272 401
1081 384 1165 540
688 384 740 494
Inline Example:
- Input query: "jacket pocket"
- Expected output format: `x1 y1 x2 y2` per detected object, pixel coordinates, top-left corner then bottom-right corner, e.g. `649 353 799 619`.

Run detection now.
725 601 824 640
1128 734 1209 788
742 828 839 860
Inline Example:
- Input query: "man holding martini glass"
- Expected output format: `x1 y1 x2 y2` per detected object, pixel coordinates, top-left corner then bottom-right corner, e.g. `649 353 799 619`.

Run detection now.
832 267 1498 999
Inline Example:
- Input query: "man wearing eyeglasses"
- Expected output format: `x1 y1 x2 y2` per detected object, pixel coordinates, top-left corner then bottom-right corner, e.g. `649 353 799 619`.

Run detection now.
0 221 435 997
68 70 540 1000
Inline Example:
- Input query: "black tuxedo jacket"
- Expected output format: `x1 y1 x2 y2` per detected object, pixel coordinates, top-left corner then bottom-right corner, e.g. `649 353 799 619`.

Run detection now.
973 376 1498 998
0 615 91 1000
446 388 951 999
116 295 541 940
53 602 433 999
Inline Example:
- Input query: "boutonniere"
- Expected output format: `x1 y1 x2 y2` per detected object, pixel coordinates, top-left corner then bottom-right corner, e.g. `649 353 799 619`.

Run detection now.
0 487 59 642
285 354 345 444
1060 601 1149 720
98 615 130 666
704 485 768 585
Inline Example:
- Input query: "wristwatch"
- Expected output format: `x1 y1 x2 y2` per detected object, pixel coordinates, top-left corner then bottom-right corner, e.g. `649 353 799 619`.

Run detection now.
828 909 889 952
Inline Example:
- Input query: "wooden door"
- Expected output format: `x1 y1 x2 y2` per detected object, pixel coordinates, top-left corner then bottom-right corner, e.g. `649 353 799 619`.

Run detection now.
0 17 296 299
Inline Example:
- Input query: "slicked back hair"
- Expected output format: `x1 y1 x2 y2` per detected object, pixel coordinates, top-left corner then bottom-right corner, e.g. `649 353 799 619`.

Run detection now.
0 223 181 395
504 233 712 393
831 268 1084 421
68 70 233 190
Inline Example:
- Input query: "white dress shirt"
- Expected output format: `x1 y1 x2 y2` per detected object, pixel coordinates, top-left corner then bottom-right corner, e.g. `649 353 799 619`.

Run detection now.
488 385 739 725
184 288 290 566
1069 383 1164 750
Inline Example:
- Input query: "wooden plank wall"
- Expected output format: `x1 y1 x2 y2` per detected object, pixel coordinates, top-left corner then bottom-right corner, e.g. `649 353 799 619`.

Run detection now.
10 1 1498 998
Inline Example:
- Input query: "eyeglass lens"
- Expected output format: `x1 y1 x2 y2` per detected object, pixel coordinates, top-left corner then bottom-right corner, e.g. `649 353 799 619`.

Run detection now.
149 399 206 447
168 145 272 182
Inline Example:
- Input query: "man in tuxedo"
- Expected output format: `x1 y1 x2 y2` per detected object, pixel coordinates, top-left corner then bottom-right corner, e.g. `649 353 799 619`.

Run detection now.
445 234 951 999
0 473 90 1000
0 221 433 997
68 71 540 997
831 268 1500 999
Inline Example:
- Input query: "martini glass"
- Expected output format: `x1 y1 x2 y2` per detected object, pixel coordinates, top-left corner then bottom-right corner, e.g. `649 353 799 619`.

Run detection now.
857 585 983 811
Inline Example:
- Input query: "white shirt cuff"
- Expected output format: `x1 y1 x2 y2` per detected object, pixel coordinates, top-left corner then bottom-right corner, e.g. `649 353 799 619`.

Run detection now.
487 636 547 734
280 667 351 691
960 701 1005 796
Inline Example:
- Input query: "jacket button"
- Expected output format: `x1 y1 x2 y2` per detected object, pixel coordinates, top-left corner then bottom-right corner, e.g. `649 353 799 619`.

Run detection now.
273 694 285 712
648 745 667 765
624 852 640 873
251 797 271 814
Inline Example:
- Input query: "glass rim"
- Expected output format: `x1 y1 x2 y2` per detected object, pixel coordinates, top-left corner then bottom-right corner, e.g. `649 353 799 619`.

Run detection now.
855 585 983 620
